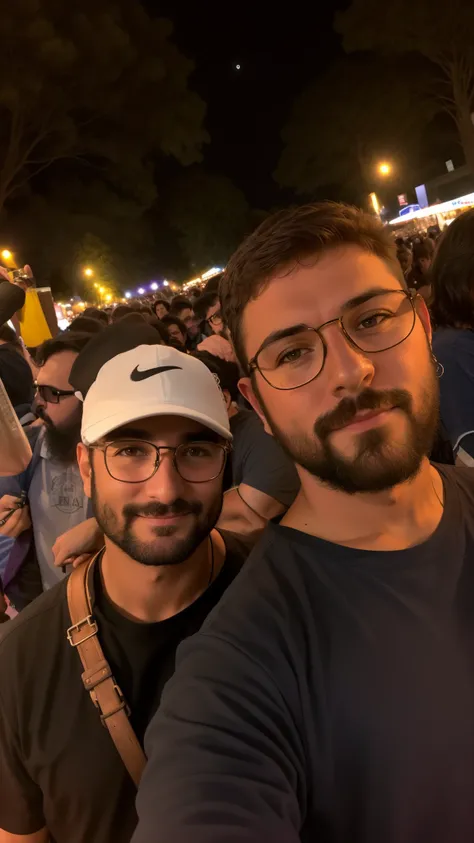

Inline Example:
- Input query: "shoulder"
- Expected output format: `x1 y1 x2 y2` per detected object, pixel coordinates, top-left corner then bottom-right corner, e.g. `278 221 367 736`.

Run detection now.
219 528 255 563
202 526 302 638
0 578 68 661
437 463 474 506
434 328 474 359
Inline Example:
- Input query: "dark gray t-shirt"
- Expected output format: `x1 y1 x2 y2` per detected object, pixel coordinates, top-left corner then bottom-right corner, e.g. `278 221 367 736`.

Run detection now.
229 409 300 507
134 465 474 843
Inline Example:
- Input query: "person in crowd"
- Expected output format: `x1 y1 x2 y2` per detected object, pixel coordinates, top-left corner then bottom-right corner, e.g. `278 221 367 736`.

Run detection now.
82 307 109 326
66 315 106 334
133 202 474 843
0 336 250 843
0 324 35 418
195 351 300 536
406 240 432 298
170 298 202 350
111 304 134 322
193 293 236 361
0 332 92 602
396 243 412 277
160 314 188 350
153 298 170 320
431 208 474 465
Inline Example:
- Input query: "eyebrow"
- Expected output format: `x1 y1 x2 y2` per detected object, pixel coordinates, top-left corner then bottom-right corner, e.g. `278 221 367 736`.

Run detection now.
252 287 397 360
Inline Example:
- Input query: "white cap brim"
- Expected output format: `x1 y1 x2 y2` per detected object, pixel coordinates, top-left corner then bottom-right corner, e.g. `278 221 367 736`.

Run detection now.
82 399 232 446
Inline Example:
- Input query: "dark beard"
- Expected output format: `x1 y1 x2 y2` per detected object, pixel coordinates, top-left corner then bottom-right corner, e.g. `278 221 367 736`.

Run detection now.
39 410 82 464
256 377 439 495
91 469 223 567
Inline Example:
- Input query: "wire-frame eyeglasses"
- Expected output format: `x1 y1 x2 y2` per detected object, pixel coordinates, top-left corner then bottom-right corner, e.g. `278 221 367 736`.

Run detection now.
91 439 232 484
248 289 418 391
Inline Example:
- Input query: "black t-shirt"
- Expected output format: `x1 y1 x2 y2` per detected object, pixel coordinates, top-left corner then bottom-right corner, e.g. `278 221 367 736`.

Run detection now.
230 409 300 507
0 531 249 843
134 465 474 843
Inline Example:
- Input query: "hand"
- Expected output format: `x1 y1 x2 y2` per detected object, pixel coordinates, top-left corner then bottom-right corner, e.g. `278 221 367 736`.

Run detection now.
197 335 236 362
52 517 103 569
0 494 31 538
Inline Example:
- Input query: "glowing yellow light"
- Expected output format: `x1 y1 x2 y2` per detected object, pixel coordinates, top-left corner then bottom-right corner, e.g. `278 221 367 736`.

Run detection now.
93 283 98 288
1 249 12 261
84 266 94 277
378 162 391 176
99 286 105 294
105 293 112 302
369 192 380 215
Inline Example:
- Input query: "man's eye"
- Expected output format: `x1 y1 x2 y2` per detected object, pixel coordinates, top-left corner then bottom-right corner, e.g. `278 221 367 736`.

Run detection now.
181 445 214 459
115 447 149 458
356 311 393 330
276 346 313 367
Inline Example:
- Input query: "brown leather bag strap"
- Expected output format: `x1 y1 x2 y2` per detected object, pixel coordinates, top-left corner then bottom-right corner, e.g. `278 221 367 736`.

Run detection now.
66 554 146 787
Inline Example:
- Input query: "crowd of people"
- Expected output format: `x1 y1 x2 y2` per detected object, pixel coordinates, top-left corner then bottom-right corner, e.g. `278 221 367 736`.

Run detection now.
1 200 474 842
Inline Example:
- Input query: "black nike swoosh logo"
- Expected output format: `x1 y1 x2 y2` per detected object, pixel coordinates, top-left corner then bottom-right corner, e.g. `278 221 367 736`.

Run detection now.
130 365 182 382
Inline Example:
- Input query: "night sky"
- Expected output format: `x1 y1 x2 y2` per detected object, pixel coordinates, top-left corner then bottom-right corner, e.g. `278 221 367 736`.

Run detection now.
148 1 344 208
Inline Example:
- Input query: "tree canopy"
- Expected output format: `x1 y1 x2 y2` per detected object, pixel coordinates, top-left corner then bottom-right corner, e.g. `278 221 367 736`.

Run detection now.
0 0 208 212
275 56 434 205
336 0 474 172
168 168 250 272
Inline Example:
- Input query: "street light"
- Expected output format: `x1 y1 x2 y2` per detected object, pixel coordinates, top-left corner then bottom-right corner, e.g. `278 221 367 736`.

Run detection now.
83 266 94 278
1 249 12 261
378 162 391 176
125 291 131 299
150 282 158 291
138 287 145 295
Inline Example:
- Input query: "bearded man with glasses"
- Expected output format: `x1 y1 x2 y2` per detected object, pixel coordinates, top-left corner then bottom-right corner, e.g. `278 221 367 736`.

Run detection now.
0 326 250 843
0 331 93 602
133 203 474 843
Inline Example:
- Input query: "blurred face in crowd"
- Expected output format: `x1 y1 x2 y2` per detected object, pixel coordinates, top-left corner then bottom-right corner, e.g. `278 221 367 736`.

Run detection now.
206 301 229 340
167 321 186 348
35 350 83 462
155 303 168 320
419 256 431 275
179 307 200 338
78 415 225 567
239 245 439 494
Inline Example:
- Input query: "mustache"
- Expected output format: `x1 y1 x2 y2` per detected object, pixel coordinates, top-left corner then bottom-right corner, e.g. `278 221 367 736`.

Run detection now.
315 388 413 439
123 498 202 522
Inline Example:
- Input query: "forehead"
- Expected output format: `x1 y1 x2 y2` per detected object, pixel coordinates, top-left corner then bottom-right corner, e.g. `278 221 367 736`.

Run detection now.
242 245 403 358
37 350 78 386
109 414 211 442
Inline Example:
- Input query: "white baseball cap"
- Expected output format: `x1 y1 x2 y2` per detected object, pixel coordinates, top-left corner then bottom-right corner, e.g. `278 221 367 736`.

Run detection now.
80 344 231 445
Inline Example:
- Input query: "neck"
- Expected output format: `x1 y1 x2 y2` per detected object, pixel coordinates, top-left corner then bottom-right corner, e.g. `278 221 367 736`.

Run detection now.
282 458 444 551
100 529 225 623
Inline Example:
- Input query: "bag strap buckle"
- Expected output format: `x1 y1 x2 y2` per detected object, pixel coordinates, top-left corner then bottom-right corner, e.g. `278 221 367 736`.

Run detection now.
67 614 98 647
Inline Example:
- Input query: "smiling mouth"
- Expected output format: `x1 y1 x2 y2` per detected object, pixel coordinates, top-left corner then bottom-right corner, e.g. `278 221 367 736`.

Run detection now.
334 407 396 432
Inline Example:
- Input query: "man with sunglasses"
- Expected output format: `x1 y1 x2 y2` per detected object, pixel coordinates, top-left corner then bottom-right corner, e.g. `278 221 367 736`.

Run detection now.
0 329 249 843
133 203 474 843
0 332 92 601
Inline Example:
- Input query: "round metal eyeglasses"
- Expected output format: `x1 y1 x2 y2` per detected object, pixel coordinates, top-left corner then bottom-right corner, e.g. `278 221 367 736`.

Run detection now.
248 289 418 391
92 439 231 484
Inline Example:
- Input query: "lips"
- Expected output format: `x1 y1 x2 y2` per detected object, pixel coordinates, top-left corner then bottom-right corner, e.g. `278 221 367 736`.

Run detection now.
334 407 394 432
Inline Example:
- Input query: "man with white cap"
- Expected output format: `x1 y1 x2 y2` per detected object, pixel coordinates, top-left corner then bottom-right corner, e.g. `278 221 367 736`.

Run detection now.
0 326 250 843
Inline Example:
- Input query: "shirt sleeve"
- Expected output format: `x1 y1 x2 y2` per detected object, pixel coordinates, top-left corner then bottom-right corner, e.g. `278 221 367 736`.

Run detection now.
237 415 300 507
0 685 45 834
133 632 304 843
436 335 474 457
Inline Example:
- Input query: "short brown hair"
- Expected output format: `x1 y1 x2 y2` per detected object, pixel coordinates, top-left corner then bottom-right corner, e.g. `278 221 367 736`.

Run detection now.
220 202 403 373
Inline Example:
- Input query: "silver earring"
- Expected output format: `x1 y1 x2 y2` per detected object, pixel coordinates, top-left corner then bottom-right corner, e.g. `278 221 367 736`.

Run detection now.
432 353 444 378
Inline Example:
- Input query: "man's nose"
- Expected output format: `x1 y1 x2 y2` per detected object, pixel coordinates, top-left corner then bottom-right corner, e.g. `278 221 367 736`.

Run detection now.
144 450 187 503
324 325 375 398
